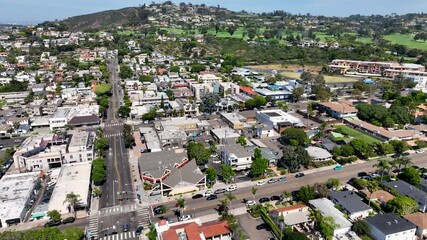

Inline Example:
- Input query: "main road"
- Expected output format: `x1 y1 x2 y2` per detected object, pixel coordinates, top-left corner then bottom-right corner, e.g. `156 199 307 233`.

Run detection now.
153 151 427 221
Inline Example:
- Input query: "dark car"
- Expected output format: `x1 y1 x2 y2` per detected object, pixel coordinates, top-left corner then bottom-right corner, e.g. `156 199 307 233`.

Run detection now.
123 224 129 232
259 197 270 203
192 194 204 199
135 226 144 236
358 172 368 177
402 152 410 156
256 223 267 230
270 195 281 201
214 188 227 194
153 205 165 215
44 220 62 227
207 194 218 201
62 217 75 224
295 173 305 178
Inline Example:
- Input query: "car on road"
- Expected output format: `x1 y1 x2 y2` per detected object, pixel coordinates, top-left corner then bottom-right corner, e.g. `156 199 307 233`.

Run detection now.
245 200 256 207
135 226 144 236
123 224 129 232
295 173 305 178
333 165 343 171
402 152 410 156
203 190 213 197
192 194 204 199
270 195 281 201
268 178 277 184
256 181 266 186
416 149 425 154
214 188 227 194
153 205 165 215
207 194 218 201
62 217 75 224
44 220 62 227
259 197 270 203
227 185 237 192
179 215 192 221
256 223 267 230
278 176 287 182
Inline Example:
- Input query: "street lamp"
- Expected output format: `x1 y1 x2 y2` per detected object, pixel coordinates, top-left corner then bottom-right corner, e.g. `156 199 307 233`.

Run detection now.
112 180 118 205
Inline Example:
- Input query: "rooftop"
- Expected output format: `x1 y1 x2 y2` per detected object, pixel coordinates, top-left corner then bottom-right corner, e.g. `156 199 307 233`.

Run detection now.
309 198 352 230
366 213 416 235
222 144 254 158
139 127 161 151
359 189 395 203
139 149 188 179
319 101 357 114
404 212 427 230
347 118 417 140
329 191 372 214
384 180 427 208
211 127 241 139
306 146 332 160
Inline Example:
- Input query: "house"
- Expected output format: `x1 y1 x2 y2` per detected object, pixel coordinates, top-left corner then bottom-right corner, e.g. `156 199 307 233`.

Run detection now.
359 189 395 207
309 198 352 236
346 118 418 141
404 212 427 238
220 144 254 171
365 213 416 240
329 191 373 220
156 219 232 240
384 180 427 212
305 146 332 161
318 101 358 119
256 110 304 132
269 204 312 230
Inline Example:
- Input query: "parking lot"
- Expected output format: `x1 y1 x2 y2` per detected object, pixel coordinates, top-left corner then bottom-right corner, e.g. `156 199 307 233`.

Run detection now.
238 214 274 240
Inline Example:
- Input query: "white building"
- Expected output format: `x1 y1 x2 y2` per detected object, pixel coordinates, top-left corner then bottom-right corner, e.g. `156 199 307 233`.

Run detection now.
220 144 254 171
309 198 352 237
365 213 416 240
0 172 40 228
198 73 221 84
256 110 304 131
49 106 99 131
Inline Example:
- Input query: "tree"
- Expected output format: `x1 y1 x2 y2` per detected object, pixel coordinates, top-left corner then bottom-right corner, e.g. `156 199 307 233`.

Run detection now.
292 86 304 101
176 196 185 214
119 64 133 79
147 224 157 240
47 210 61 221
280 145 311 173
187 142 211 165
170 65 180 73
352 219 369 236
297 185 316 204
237 135 247 146
300 72 312 82
247 28 257 40
399 167 422 186
92 157 106 185
386 195 418 215
281 128 309 146
221 164 235 184
94 83 112 96
394 157 413 170
205 167 217 187
245 95 267 110
373 159 391 182
118 106 131 118
123 124 135 148
389 140 409 155
225 192 236 211
326 178 341 189
92 187 102 198
94 136 108 155
314 182 329 198
200 93 220 113
227 25 237 36
250 148 269 177
251 187 258 200
63 192 81 218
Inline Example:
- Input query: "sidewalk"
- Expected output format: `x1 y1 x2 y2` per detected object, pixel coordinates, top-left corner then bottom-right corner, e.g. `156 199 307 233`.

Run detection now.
198 207 248 223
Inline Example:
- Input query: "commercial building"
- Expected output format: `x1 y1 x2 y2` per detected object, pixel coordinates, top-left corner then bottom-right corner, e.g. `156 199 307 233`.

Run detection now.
309 198 352 236
256 110 304 131
48 162 91 214
220 112 246 130
253 87 292 100
49 106 99 131
155 117 210 133
139 127 162 152
0 172 40 228
365 213 416 240
210 127 241 145
220 144 254 171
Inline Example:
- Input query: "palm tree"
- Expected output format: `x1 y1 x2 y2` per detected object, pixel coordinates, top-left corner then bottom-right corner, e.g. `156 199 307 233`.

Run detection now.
395 157 413 170
365 181 378 208
251 187 258 200
63 192 81 218
92 187 102 198
225 192 236 212
160 205 168 214
281 191 291 204
373 159 391 182
176 196 185 215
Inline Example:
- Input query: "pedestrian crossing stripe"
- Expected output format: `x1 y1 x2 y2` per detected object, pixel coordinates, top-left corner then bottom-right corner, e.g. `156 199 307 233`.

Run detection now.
99 231 136 240
104 133 123 137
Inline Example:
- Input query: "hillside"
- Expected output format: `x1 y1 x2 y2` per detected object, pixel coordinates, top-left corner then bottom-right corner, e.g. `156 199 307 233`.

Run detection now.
61 7 150 31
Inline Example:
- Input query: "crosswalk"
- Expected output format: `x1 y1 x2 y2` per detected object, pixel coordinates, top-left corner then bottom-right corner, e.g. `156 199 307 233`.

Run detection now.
136 206 150 229
99 231 137 240
88 214 100 239
104 133 123 137
99 204 137 216
105 123 124 127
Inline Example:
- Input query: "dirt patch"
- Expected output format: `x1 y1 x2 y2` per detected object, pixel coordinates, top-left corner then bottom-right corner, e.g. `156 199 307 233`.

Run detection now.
248 64 322 72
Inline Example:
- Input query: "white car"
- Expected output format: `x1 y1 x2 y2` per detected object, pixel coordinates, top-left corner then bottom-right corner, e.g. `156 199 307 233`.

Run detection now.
178 215 192 221
245 200 256 207
212 159 221 164
256 181 266 186
203 190 213 197
227 185 237 192
416 149 425 154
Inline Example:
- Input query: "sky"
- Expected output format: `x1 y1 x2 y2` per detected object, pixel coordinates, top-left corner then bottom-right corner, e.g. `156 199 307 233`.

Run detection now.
0 0 426 24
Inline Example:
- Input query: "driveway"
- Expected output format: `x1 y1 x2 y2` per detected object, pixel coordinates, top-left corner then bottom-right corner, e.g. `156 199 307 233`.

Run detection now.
237 214 273 240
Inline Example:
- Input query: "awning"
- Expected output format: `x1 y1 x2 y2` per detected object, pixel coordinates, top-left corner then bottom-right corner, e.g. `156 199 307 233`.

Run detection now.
31 212 46 218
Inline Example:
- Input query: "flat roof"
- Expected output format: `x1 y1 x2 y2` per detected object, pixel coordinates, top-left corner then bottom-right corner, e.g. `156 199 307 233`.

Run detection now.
211 127 240 139
48 162 91 214
0 172 39 221
139 127 161 151
139 149 188 179
306 146 332 160
69 130 91 148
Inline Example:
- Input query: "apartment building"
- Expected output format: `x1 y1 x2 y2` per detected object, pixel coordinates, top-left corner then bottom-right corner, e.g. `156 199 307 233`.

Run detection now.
329 59 425 76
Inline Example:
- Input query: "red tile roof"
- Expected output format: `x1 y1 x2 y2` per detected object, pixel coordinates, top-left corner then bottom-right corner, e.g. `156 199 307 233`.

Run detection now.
160 221 230 240
239 86 257 95
199 221 231 238
272 204 307 213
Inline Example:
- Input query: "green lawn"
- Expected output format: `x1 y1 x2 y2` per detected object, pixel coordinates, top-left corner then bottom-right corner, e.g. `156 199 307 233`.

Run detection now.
160 27 248 39
383 33 427 50
334 125 380 144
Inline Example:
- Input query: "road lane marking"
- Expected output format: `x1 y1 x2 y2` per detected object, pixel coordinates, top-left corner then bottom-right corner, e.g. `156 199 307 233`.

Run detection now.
113 136 123 194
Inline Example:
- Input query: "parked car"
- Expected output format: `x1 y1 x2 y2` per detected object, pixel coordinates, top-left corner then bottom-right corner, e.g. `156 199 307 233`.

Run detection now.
178 215 192 221
295 173 305 178
256 223 267 230
270 195 281 201
153 205 165 215
227 185 237 192
214 188 227 194
245 200 256 207
416 149 425 154
192 194 204 199
62 217 75 224
135 226 144 236
268 178 277 184
259 197 270 203
203 190 213 197
278 176 287 182
44 220 62 227
358 172 368 177
207 194 218 201
333 165 343 171
256 181 266 186
402 152 410 156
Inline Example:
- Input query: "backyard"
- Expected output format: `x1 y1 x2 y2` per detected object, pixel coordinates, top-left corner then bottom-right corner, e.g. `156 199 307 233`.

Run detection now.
334 125 380 145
